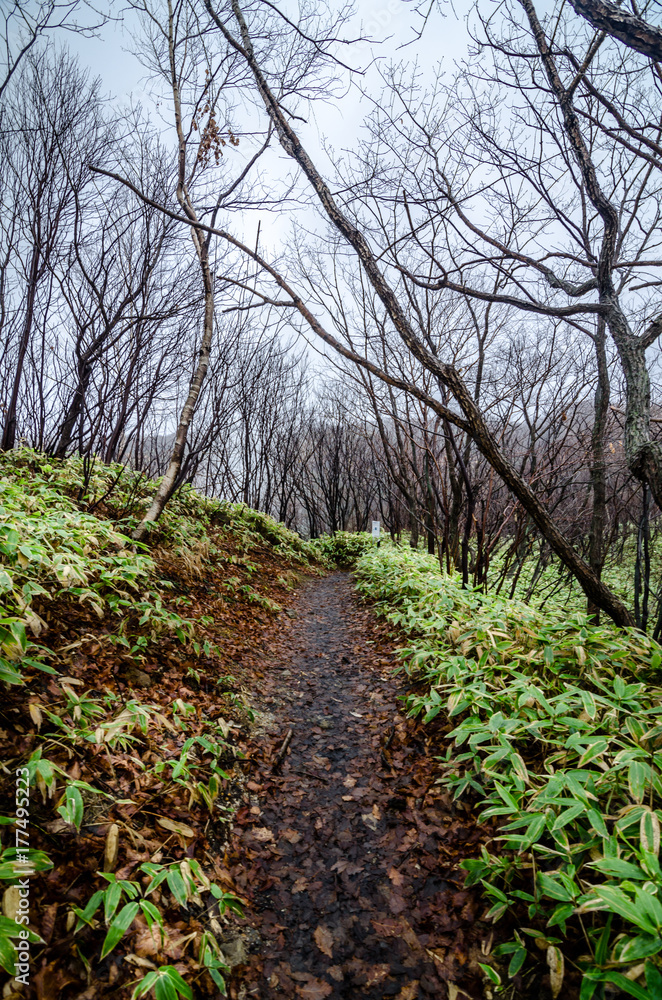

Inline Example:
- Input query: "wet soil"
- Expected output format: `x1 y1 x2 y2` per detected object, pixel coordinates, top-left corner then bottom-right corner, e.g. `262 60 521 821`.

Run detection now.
227 573 488 1000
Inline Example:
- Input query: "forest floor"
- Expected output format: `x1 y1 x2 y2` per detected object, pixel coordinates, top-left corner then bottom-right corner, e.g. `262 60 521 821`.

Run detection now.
225 572 488 1000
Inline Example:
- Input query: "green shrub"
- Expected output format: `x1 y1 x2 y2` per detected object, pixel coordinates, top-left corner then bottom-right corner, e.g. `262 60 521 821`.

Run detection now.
312 531 375 567
355 547 662 999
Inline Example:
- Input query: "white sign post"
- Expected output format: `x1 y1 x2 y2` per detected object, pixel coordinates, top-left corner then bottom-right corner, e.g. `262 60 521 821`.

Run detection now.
371 520 380 538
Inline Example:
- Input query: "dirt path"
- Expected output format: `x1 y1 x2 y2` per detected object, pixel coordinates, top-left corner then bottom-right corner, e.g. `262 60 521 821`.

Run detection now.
227 573 486 1000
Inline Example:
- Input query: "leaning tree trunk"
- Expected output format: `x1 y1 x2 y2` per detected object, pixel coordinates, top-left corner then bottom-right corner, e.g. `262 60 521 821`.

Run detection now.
54 354 96 458
206 0 637 627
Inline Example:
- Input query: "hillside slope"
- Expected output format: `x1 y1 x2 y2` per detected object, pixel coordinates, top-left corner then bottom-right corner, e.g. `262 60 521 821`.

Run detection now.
0 449 323 999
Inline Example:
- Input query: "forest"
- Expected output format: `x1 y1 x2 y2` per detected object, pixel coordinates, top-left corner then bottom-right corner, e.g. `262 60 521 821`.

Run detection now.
3 0 662 998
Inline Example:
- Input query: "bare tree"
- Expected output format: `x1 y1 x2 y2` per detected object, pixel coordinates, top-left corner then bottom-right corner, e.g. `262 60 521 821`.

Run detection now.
0 0 109 100
0 49 109 451
123 0 271 539
194 0 662 626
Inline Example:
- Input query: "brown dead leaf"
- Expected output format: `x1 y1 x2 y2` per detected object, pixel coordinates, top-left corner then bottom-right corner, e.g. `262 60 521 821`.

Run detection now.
327 966 343 982
251 826 274 842
364 964 391 986
343 776 357 788
296 978 333 1000
156 817 195 838
40 902 58 944
388 893 407 915
133 923 162 957
34 963 78 1000
396 984 419 1000
313 924 334 958
371 917 403 937
401 919 423 952
282 828 302 844
387 866 404 886
343 861 365 876
292 877 309 893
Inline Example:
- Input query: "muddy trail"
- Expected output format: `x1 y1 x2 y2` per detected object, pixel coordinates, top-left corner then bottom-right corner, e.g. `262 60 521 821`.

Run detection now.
226 573 488 1000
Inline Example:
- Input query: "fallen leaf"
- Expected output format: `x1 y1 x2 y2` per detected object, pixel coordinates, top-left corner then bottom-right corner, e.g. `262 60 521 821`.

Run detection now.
33 962 78 1000
401 919 423 952
133 923 162 957
292 877 309 893
361 812 378 831
125 953 158 970
105 823 119 869
330 858 355 873
295 977 333 999
328 966 343 982
388 893 407 915
364 964 391 986
314 924 334 958
343 776 357 788
547 945 564 999
343 861 364 875
156 817 195 838
387 866 404 886
252 826 274 842
282 828 302 844
372 917 402 937
40 902 58 944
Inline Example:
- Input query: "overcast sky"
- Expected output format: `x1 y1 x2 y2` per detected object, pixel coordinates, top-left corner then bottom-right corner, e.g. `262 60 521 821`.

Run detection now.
69 0 471 102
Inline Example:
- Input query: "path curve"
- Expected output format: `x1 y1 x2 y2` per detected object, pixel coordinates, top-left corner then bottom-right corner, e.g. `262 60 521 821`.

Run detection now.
227 572 486 1000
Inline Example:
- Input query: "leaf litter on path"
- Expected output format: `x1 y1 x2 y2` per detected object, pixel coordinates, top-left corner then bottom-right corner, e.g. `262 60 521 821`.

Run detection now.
226 573 489 999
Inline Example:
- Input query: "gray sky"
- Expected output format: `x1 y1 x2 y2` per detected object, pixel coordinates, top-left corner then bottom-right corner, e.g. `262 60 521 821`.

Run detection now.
67 0 471 176
70 1 470 100
63 0 472 337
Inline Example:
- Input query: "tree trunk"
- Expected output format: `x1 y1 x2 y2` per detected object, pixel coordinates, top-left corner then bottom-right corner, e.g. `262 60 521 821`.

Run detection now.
587 318 610 622
2 243 40 451
132 0 215 542
208 0 636 626
133 267 213 541
54 355 95 458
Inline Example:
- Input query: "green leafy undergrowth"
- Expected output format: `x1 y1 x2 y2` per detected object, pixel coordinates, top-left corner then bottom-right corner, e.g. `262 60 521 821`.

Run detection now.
311 530 375 567
0 448 320 684
0 454 155 685
486 534 660 620
0 448 322 996
0 683 245 994
355 547 662 999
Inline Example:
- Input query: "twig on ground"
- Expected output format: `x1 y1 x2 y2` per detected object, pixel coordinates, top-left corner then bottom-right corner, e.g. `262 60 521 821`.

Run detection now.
271 727 293 771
